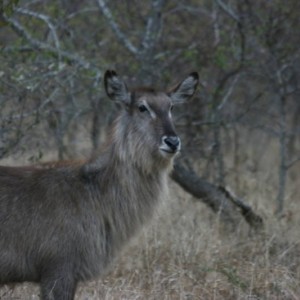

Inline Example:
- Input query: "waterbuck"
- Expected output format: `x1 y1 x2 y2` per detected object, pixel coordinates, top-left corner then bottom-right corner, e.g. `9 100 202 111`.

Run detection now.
0 70 199 299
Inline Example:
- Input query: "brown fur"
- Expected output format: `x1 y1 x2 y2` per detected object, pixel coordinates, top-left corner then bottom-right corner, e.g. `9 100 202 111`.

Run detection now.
0 70 198 300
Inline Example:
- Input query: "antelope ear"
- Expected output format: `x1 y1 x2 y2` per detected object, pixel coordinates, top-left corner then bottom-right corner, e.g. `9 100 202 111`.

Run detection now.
168 72 199 104
104 70 131 105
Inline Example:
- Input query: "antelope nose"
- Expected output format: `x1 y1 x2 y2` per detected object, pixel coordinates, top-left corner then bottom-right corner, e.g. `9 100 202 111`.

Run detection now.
163 136 181 152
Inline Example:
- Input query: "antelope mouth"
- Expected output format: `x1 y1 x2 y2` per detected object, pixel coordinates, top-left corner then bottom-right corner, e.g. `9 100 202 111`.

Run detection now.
159 146 179 155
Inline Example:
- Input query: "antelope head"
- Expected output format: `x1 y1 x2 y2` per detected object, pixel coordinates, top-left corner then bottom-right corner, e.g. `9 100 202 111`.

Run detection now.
104 70 199 166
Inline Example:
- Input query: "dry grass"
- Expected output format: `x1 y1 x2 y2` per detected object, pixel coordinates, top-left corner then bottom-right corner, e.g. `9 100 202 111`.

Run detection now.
1 134 300 299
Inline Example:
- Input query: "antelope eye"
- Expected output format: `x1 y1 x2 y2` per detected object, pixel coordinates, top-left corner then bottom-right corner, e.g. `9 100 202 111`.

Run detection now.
138 105 148 113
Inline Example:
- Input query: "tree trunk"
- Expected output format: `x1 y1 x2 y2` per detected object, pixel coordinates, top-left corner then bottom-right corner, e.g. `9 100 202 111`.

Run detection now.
171 161 263 231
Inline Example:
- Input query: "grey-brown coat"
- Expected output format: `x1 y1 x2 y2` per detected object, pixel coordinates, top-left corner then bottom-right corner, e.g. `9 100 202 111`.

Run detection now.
0 70 198 300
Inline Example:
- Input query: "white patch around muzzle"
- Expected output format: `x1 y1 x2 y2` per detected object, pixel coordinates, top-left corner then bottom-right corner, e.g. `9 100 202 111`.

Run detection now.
159 135 181 156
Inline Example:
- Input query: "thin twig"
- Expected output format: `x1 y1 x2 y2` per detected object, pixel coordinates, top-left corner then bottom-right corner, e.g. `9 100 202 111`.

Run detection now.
95 0 138 55
215 0 240 22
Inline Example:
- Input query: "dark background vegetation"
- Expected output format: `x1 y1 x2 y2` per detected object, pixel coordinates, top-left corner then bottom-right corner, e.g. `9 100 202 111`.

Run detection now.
1 1 300 298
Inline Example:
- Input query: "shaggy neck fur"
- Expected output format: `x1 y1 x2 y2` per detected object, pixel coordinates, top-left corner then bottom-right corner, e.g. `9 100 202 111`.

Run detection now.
82 112 173 263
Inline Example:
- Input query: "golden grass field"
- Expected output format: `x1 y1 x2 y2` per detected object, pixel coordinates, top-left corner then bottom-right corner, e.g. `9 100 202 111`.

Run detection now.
0 132 300 299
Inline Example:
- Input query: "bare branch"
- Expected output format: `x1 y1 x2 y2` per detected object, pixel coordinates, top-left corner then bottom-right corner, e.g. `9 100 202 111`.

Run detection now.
286 156 300 170
218 185 264 231
95 0 138 55
2 15 98 72
171 161 242 227
141 0 165 53
65 7 99 21
15 8 61 56
212 2 221 47
215 0 240 22
1 87 60 122
217 74 240 111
